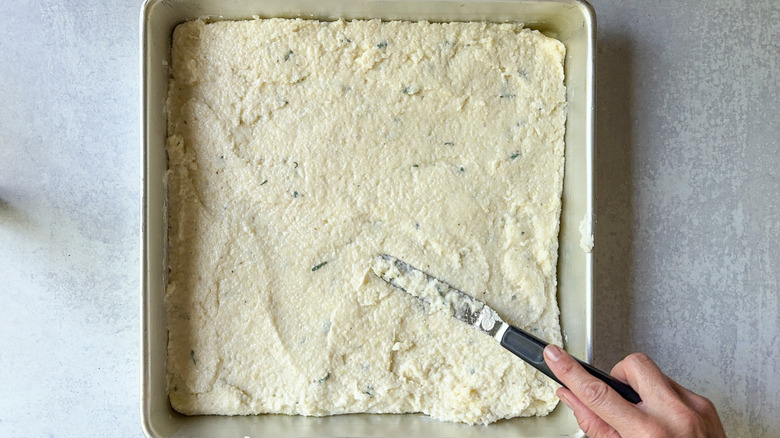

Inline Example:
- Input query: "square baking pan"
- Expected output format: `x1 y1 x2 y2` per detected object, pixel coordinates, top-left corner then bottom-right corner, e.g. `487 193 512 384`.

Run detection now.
140 0 595 436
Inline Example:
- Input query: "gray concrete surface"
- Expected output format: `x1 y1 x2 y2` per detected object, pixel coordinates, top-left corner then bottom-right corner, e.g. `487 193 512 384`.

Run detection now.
591 1 779 436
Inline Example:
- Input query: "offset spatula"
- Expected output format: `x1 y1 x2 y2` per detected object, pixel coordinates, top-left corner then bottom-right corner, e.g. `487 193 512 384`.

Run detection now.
371 254 641 404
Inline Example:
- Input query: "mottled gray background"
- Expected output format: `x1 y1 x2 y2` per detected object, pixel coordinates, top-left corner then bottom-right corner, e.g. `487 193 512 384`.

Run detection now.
0 0 777 437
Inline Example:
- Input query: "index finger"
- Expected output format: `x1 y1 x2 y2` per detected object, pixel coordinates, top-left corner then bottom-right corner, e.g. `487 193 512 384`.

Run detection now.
544 345 648 432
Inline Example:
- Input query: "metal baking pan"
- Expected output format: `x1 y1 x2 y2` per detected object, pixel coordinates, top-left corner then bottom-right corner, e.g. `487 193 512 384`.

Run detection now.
140 1 595 436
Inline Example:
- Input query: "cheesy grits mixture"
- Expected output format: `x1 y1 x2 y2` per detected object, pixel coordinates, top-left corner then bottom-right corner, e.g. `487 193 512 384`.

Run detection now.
165 18 566 424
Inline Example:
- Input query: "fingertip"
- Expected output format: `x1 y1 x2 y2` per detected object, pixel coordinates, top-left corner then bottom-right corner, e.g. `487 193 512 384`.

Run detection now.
557 386 574 400
544 344 564 362
556 387 589 415
557 389 575 410
556 389 622 438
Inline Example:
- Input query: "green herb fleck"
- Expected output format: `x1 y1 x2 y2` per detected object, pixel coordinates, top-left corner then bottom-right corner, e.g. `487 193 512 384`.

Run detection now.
412 164 419 168
318 372 330 383
510 152 520 160
458 166 465 173
293 191 299 198
511 294 517 300
444 141 454 146
284 50 294 61
311 261 328 271
499 93 516 99
190 350 197 366
376 41 388 49
293 161 298 168
363 385 375 397
401 86 411 94
468 366 475 375
260 179 268 185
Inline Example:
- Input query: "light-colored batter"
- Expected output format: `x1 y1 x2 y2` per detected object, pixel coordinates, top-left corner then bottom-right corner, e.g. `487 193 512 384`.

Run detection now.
165 18 566 424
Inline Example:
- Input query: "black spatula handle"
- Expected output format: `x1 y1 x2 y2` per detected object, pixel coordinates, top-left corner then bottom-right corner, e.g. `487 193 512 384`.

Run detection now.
500 325 642 404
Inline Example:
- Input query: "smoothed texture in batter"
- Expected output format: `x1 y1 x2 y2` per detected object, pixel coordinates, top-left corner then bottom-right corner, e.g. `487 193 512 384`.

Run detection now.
165 18 566 424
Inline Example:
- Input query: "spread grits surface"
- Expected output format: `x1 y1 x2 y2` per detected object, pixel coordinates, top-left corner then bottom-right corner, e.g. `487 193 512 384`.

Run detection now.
165 18 566 424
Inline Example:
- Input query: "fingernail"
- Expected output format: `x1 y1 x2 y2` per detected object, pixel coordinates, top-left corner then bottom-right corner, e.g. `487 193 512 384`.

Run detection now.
544 344 563 361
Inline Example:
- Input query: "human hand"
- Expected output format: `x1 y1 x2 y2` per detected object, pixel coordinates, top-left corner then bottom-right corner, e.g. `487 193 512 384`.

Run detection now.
543 345 726 438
